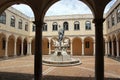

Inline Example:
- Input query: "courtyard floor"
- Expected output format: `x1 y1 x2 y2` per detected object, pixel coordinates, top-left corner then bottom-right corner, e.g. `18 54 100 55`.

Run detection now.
0 55 120 80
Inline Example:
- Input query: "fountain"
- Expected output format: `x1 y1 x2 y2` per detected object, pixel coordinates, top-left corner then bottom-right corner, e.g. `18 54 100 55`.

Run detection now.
42 25 81 66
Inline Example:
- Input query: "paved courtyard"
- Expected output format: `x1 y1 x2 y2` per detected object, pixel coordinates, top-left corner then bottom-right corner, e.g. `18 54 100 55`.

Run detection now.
0 55 120 80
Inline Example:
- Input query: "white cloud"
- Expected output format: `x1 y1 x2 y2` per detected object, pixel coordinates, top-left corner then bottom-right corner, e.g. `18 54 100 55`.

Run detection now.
11 0 117 17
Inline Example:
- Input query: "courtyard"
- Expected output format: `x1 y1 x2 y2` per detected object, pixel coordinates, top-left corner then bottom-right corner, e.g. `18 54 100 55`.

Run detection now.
0 55 120 80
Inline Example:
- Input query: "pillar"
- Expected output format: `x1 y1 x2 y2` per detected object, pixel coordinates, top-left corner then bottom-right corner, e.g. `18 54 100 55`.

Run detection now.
105 41 108 56
14 37 17 56
107 42 110 56
70 39 73 55
82 40 84 56
29 42 32 55
112 41 114 56
21 39 24 56
93 18 104 80
27 42 30 55
34 20 43 80
116 40 119 57
5 37 8 57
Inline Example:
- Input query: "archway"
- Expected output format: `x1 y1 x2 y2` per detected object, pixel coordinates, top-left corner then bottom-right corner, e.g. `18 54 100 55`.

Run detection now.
42 38 49 55
16 37 22 56
31 38 35 55
8 35 15 57
23 38 27 55
84 37 93 56
113 36 117 57
72 37 82 56
0 33 6 57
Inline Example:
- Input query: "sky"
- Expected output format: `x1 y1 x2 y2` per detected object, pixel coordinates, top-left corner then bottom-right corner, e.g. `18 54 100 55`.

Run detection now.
12 0 117 17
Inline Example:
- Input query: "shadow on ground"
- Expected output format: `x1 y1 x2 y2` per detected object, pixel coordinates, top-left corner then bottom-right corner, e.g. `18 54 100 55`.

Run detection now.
0 72 120 80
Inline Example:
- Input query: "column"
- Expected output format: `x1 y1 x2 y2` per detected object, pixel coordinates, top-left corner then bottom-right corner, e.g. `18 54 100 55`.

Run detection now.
116 40 119 57
93 18 104 80
27 42 30 55
48 39 51 54
14 38 17 56
112 41 114 56
93 41 95 56
34 20 43 80
5 38 8 57
107 42 110 56
70 40 73 55
105 41 108 56
29 42 32 55
82 40 84 56
21 39 24 56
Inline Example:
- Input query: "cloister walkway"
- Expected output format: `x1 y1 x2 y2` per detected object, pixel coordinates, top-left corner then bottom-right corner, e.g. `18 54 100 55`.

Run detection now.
0 55 120 80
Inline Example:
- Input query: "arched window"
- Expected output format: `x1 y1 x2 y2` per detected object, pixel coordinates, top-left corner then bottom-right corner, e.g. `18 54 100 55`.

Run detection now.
111 14 115 26
85 21 91 30
52 22 58 31
43 23 47 31
18 19 22 29
10 16 15 27
74 21 80 30
63 22 69 30
117 9 120 23
32 24 36 32
25 22 28 31
0 12 6 24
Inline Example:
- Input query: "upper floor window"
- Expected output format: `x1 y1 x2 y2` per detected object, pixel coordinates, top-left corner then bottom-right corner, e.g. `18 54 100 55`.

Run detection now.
0 12 6 24
43 23 47 31
117 9 120 23
63 22 69 30
52 22 58 31
85 21 91 30
10 16 15 27
25 22 28 31
111 14 115 26
32 24 36 32
18 19 22 29
74 21 80 30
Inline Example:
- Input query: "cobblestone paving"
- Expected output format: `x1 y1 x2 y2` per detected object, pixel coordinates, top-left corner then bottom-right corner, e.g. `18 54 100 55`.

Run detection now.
0 55 120 80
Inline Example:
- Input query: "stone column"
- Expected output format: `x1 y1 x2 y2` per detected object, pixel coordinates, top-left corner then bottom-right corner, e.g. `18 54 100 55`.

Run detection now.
82 40 84 56
14 37 17 56
112 41 114 56
105 41 108 56
34 20 43 80
27 42 30 55
116 40 119 57
93 18 104 80
29 42 32 55
21 39 24 56
48 39 51 54
70 40 73 55
107 42 110 56
5 37 8 57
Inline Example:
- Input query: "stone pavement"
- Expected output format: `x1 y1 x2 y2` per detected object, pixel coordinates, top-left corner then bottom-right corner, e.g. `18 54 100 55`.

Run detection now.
0 55 120 80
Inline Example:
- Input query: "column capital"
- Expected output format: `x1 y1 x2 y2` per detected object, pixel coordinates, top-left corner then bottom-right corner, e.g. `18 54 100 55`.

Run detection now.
33 20 45 26
92 18 105 26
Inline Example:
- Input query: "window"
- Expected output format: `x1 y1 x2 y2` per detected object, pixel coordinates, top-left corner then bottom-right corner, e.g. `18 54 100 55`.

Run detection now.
74 21 80 30
32 24 36 32
2 38 6 50
52 22 58 31
85 41 90 48
111 14 115 26
18 19 22 29
85 21 91 30
0 12 6 24
10 16 15 27
117 9 120 23
63 22 69 30
25 22 28 31
43 23 47 31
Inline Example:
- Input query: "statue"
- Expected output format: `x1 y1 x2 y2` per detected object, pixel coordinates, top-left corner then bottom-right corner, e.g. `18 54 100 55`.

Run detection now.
58 25 64 42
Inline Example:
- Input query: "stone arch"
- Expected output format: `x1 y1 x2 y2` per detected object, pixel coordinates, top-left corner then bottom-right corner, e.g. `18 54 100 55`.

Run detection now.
0 33 6 57
108 36 112 56
72 37 82 56
23 38 27 55
8 35 15 57
42 37 49 55
117 33 120 57
112 34 117 56
16 37 22 56
84 37 93 56
31 38 35 55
